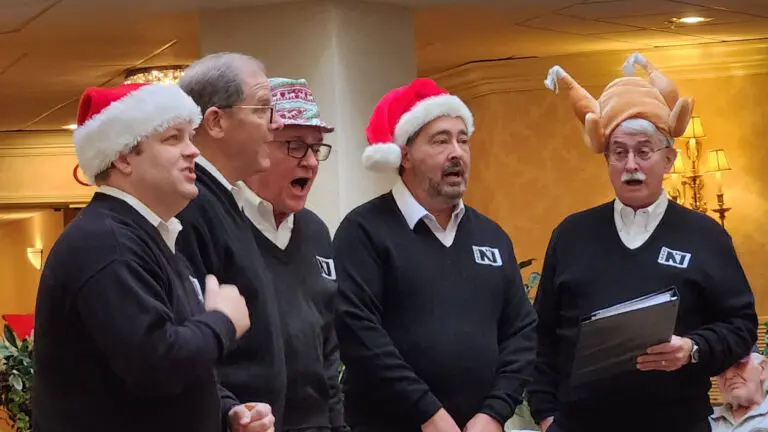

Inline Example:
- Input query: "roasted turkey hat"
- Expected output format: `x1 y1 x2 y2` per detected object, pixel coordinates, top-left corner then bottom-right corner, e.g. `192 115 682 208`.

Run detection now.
543 53 694 154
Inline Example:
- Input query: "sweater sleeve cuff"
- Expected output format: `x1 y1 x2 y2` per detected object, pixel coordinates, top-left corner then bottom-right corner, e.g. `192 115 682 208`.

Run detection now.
200 310 238 355
220 398 239 432
413 391 443 426
531 409 557 425
480 398 513 426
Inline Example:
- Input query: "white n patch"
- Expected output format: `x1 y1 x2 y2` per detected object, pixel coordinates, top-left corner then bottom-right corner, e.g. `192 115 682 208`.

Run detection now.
657 246 692 269
189 276 204 302
316 256 337 280
472 246 503 267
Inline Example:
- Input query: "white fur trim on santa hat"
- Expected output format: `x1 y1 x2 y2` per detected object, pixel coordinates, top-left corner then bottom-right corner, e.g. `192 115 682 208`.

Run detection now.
392 94 474 146
362 142 402 172
73 84 202 183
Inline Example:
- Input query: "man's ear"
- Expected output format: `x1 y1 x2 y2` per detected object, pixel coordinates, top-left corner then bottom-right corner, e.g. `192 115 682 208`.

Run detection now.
202 107 226 139
759 358 768 381
662 147 677 172
400 145 411 170
111 153 133 176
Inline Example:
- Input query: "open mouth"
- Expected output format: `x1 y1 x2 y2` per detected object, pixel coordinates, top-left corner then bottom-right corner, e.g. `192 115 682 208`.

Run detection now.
443 169 464 181
623 179 644 186
290 177 311 193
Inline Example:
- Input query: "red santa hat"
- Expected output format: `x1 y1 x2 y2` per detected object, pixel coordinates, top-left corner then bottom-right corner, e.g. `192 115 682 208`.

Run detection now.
73 83 202 183
363 78 474 171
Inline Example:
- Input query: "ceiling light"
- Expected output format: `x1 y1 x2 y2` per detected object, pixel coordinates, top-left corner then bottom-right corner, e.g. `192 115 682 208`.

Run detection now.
668 16 713 25
62 124 77 130
124 65 186 85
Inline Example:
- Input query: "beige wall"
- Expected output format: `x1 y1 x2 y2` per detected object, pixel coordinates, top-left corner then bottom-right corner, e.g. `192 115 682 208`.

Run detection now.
435 40 768 313
0 211 64 317
0 131 94 206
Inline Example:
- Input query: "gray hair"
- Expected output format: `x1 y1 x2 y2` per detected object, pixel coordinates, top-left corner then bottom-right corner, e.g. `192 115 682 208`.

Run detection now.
749 352 768 394
178 52 265 115
614 118 674 148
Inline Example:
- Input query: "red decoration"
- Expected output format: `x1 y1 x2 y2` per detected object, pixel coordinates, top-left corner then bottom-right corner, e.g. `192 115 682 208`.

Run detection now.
2 314 34 340
73 164 90 187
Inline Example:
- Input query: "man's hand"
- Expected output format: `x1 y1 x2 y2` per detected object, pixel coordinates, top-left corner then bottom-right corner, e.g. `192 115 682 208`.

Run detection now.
204 274 251 338
636 335 693 372
228 402 275 432
463 413 502 432
422 408 461 432
538 416 554 432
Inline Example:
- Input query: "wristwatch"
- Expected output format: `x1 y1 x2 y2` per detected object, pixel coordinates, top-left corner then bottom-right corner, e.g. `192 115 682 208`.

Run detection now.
690 340 700 364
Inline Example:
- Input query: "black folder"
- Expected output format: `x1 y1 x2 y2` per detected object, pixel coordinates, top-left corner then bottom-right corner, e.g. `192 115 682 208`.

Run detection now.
569 287 680 386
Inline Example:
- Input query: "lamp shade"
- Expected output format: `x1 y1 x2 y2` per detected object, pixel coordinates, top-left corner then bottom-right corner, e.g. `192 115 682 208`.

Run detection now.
669 149 685 174
707 149 731 172
681 116 706 139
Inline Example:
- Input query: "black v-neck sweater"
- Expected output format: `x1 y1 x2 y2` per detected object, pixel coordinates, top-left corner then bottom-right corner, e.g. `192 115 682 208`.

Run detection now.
250 209 346 432
528 201 757 432
175 163 287 429
33 193 236 432
333 192 537 431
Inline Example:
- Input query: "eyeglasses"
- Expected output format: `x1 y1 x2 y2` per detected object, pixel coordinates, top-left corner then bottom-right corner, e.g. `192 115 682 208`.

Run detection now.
605 146 667 165
281 140 332 161
219 105 275 123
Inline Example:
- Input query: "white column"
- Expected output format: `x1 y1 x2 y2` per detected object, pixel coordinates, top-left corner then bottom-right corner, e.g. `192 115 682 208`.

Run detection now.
199 0 416 233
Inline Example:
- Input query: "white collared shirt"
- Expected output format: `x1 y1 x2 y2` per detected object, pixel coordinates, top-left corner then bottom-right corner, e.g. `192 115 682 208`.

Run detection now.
391 178 466 247
613 190 669 249
237 181 295 250
195 156 245 209
97 185 183 253
710 397 768 431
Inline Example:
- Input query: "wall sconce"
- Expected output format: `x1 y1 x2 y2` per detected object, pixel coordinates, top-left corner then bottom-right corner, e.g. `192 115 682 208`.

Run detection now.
666 149 685 204
706 149 732 227
682 115 706 140
26 247 42 270
664 114 735 228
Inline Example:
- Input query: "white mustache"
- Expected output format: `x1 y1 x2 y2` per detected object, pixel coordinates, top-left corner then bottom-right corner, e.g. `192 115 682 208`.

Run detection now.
621 171 646 182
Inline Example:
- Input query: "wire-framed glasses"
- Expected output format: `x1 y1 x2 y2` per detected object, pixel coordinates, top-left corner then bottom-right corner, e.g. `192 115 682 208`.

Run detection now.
605 146 667 164
219 105 274 123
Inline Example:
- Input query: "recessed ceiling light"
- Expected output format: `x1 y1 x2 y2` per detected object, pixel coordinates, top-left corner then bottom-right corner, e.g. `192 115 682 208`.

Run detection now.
62 124 77 130
669 16 713 25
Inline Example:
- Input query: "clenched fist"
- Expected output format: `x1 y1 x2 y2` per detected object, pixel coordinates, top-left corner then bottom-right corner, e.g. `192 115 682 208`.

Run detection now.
204 274 250 338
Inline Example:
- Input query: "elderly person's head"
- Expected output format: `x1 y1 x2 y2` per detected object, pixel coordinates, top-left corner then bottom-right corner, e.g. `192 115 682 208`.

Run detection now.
362 78 474 213
718 352 768 409
179 52 283 182
544 53 694 208
242 78 333 225
604 118 677 209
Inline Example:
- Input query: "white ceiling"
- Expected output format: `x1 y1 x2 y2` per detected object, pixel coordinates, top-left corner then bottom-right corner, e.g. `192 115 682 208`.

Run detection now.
1 0 766 133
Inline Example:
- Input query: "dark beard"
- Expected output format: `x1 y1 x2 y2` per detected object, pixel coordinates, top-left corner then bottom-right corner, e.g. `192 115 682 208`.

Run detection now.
427 176 465 201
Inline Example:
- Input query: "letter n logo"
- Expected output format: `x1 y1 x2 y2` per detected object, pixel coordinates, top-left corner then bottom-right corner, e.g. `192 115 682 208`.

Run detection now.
657 247 692 269
316 256 337 280
472 246 503 267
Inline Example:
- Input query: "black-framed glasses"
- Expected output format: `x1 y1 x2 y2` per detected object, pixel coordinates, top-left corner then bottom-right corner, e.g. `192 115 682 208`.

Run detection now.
282 140 332 161
219 105 274 123
605 146 667 165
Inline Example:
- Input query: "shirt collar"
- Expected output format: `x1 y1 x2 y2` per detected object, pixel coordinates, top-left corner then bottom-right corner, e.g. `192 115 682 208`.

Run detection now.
97 185 183 253
613 189 669 232
391 178 465 230
712 396 768 421
196 155 235 191
196 156 246 207
236 181 295 232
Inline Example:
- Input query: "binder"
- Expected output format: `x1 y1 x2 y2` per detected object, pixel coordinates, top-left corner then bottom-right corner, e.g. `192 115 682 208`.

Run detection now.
569 287 680 386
